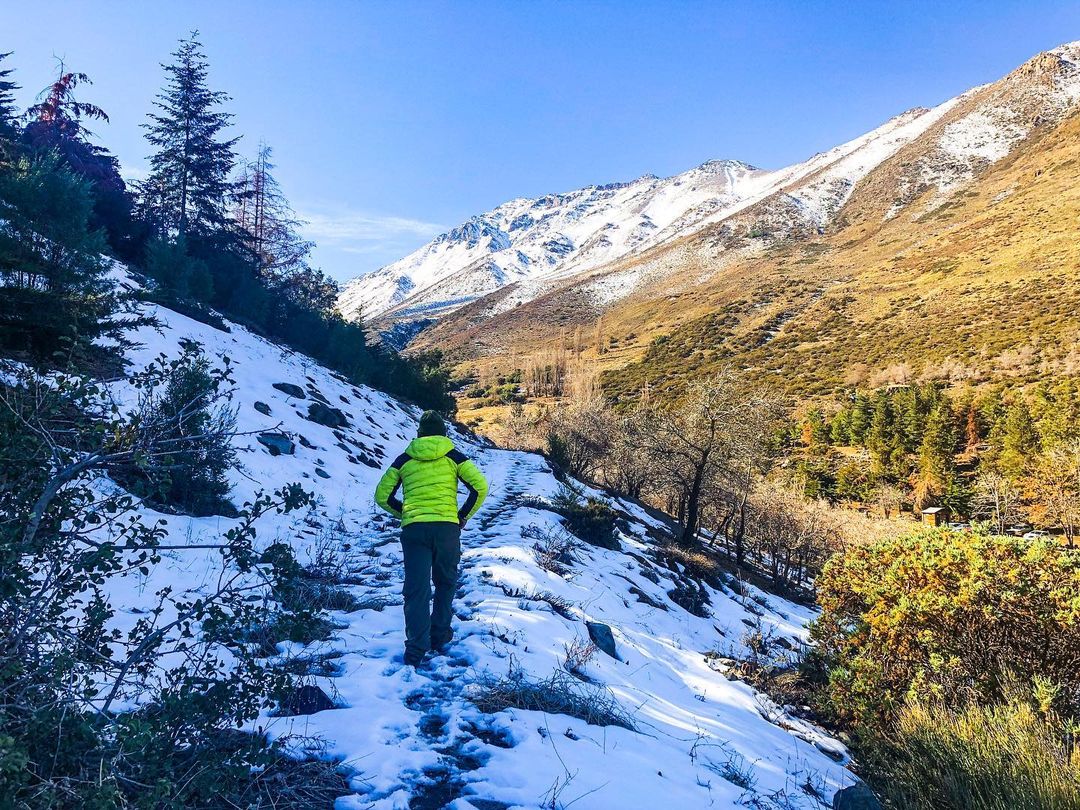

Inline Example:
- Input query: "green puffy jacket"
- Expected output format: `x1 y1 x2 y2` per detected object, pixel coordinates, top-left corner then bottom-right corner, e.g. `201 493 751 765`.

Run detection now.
374 435 489 526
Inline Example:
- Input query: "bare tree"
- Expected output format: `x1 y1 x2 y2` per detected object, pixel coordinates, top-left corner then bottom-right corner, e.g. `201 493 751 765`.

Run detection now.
972 470 1024 535
639 370 779 549
1031 440 1080 545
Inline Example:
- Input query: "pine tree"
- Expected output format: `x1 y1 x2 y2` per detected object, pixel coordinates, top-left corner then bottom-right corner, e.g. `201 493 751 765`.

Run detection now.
141 32 238 238
0 153 114 358
916 400 957 506
232 142 314 281
0 51 20 142
867 393 905 481
999 400 1039 481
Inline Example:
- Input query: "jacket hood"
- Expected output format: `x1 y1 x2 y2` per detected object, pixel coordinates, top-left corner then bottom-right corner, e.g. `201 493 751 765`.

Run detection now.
405 435 454 461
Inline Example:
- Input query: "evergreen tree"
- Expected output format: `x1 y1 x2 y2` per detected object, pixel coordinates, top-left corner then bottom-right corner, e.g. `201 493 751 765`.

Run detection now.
867 393 906 481
848 392 872 444
144 236 214 302
916 400 957 506
0 51 20 143
0 153 115 358
141 32 238 238
999 399 1040 481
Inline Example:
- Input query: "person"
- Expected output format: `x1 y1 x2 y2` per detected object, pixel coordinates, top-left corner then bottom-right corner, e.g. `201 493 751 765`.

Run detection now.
374 410 489 666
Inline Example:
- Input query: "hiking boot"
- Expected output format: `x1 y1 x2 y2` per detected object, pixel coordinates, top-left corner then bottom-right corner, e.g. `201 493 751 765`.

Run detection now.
430 632 453 655
403 649 425 668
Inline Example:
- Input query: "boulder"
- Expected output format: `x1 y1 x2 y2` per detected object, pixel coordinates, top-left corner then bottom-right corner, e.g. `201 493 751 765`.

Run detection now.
833 784 882 810
253 401 272 416
586 621 619 660
307 401 349 428
306 387 331 405
272 382 306 399
257 432 295 456
282 684 336 716
315 467 331 479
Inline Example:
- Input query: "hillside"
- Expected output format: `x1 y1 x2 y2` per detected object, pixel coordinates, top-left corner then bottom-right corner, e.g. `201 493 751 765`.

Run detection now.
83 295 858 809
381 42 1080 423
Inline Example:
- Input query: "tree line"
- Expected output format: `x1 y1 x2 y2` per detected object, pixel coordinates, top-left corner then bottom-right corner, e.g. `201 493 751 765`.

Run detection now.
791 379 1080 539
0 36 451 410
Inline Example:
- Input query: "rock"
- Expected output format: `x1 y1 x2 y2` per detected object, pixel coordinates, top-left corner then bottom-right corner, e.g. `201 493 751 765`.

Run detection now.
586 621 619 660
315 467 331 479
833 784 882 810
298 434 316 449
272 382 306 399
257 432 295 456
306 387 331 405
253 401 272 416
282 684 336 716
307 401 349 428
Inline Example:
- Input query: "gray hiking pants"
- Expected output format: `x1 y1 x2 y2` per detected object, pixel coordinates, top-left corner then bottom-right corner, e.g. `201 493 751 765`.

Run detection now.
401 521 461 659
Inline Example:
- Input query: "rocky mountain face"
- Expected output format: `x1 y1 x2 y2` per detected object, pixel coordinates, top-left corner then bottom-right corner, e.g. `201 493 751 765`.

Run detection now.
337 158 768 324
388 41 1080 417
339 42 1080 354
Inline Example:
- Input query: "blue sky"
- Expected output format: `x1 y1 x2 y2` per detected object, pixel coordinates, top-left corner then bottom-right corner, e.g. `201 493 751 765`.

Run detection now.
8 1 1080 281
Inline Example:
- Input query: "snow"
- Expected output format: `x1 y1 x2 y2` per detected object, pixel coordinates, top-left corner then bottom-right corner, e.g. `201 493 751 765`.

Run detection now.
86 298 860 808
340 42 1080 325
338 103 960 321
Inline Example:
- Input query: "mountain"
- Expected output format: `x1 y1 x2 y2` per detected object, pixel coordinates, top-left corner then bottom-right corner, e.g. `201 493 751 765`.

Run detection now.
337 97 966 330
336 65 1011 333
392 41 1080 421
337 158 766 324
75 293 858 808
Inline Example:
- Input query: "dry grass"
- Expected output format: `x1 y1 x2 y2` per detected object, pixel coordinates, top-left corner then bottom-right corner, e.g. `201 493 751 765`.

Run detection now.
470 668 636 730
877 699 1080 810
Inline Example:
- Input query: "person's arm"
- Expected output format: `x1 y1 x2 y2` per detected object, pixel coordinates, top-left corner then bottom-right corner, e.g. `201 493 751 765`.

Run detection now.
449 449 489 524
374 454 408 518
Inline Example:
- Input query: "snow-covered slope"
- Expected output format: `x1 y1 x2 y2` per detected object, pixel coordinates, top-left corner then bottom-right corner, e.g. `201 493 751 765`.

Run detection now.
337 160 768 322
101 300 859 809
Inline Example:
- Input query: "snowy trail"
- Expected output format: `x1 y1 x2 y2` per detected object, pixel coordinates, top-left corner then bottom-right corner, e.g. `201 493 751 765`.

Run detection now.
103 299 859 809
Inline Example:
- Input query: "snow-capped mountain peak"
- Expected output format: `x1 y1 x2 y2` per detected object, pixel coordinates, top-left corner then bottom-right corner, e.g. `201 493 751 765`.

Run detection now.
338 41 1080 336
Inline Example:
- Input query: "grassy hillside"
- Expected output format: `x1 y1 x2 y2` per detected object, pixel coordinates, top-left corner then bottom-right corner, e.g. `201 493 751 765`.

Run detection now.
422 99 1080 430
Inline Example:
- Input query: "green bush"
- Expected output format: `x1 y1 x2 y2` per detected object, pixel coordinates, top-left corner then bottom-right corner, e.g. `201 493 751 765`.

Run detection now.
811 529 1080 725
112 344 238 517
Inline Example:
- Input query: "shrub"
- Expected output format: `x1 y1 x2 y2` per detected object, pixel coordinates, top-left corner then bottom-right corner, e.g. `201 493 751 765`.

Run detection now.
811 529 1080 726
113 344 238 516
525 524 581 576
551 484 620 550
0 362 329 807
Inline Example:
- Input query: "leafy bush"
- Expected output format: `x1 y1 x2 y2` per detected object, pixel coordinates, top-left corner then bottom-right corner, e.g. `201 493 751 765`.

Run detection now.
811 529 1080 725
0 361 326 807
111 344 238 516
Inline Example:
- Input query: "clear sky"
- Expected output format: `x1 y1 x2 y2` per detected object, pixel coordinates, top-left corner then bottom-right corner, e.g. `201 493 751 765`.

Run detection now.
8 1 1080 282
